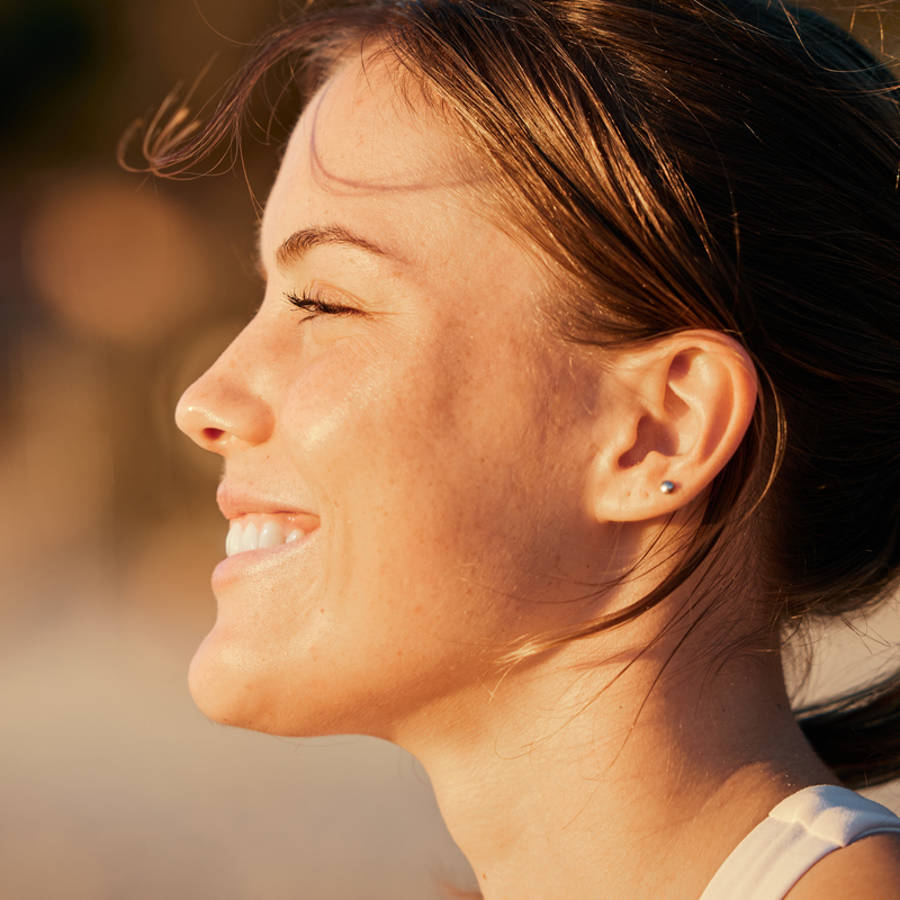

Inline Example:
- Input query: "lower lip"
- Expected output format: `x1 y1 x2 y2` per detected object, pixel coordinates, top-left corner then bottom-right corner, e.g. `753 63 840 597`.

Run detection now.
211 527 321 589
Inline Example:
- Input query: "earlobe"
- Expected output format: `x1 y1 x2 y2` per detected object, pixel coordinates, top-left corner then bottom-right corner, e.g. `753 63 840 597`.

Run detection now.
589 330 758 523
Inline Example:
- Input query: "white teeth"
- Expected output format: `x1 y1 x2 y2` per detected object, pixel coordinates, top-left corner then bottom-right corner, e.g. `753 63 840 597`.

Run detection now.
226 521 242 557
225 517 310 557
258 520 284 549
240 521 258 553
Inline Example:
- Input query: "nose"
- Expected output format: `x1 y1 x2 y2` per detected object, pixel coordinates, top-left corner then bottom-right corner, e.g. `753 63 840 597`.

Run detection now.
175 335 275 454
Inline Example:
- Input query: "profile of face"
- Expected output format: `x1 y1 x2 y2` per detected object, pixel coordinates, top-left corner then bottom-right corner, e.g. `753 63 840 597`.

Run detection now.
175 54 628 745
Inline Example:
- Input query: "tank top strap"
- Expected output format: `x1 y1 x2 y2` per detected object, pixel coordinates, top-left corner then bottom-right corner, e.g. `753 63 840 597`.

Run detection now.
699 784 900 900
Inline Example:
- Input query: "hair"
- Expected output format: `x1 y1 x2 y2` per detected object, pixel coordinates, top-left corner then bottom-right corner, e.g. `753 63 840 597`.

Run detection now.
129 0 900 790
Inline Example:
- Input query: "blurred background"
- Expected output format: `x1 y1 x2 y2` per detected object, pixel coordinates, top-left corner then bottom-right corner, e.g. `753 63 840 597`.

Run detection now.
1 1 898 898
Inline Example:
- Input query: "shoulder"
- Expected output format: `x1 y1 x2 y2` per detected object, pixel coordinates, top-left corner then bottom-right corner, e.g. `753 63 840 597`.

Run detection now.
785 833 900 900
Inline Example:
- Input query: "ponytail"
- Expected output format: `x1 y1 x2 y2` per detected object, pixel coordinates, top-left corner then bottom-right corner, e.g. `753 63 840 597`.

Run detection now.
798 669 900 789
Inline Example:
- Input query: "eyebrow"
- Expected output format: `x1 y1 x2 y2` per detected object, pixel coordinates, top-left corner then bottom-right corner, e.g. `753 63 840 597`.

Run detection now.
255 223 406 278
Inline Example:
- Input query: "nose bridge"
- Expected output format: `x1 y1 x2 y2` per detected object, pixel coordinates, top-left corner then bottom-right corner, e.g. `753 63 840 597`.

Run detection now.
175 318 275 453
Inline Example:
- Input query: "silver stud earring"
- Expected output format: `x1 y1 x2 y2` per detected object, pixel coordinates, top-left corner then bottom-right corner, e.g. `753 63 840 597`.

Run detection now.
660 480 676 494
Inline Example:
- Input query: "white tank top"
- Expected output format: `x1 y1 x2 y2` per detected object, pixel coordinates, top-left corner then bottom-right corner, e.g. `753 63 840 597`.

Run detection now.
699 784 900 900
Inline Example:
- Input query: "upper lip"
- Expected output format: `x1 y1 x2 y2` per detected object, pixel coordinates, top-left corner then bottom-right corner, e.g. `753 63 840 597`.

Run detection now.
216 483 319 522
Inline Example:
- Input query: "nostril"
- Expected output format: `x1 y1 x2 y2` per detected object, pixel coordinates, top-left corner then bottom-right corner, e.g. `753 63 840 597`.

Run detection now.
174 379 274 449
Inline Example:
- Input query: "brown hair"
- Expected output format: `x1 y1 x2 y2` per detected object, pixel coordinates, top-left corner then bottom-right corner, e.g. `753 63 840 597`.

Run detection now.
131 0 900 789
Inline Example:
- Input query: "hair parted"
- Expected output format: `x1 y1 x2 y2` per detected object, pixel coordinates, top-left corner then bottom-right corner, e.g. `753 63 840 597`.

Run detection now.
129 0 900 789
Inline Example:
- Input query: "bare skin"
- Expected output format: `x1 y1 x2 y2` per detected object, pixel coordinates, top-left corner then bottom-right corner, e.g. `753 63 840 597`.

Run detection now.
175 54 899 899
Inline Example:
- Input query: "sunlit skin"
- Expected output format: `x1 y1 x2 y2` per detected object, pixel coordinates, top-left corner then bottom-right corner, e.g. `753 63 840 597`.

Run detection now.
175 54 897 900
177 58 628 739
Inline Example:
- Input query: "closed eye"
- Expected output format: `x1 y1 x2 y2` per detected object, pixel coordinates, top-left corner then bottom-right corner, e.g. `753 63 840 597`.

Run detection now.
283 291 361 319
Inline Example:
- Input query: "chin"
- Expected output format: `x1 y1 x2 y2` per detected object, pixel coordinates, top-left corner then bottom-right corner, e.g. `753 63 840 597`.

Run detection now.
187 629 284 733
186 628 363 738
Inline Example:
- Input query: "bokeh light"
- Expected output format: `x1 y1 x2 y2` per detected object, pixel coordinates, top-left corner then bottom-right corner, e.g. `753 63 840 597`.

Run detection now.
22 174 212 345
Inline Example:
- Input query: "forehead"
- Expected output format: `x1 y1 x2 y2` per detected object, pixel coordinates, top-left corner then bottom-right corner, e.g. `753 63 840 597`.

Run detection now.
259 53 477 265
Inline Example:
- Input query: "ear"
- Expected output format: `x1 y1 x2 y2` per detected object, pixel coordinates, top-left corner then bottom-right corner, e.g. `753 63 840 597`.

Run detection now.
589 330 758 522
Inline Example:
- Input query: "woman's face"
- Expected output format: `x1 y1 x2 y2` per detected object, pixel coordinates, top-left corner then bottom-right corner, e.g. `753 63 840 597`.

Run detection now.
176 55 608 743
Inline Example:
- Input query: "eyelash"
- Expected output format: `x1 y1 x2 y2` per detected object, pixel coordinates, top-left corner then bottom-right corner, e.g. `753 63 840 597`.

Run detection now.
283 290 360 320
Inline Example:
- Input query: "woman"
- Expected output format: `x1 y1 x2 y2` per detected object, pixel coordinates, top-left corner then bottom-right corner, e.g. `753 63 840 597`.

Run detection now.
147 0 900 896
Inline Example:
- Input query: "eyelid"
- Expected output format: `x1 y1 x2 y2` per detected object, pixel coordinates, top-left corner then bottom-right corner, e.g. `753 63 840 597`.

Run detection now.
282 285 362 319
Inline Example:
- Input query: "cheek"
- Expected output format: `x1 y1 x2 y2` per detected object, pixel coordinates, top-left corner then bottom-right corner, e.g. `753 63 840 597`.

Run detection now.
279 331 480 594
285 322 508 472
280 328 457 486
280 323 577 611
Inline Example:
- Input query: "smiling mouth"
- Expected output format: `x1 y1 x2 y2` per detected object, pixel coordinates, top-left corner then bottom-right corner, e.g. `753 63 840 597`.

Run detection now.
225 513 319 557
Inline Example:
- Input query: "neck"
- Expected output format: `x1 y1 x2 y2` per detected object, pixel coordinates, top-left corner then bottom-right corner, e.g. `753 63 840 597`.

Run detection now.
395 619 835 900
